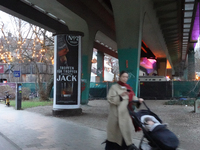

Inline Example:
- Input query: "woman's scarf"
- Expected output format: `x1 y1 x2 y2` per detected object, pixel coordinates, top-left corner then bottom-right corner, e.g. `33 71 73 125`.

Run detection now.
117 81 135 102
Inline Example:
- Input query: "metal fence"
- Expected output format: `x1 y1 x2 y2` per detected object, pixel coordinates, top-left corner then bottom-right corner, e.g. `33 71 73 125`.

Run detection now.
89 81 200 100
2 81 199 100
89 82 116 99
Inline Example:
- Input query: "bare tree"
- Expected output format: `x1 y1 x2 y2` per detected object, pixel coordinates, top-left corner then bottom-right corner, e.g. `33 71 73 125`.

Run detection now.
0 16 54 101
104 55 119 81
30 25 54 101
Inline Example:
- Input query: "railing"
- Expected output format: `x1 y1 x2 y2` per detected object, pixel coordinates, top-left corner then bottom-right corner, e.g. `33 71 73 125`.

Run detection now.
1 81 199 100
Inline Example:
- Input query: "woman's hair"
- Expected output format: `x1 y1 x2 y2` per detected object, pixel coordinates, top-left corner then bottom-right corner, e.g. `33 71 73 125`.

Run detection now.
119 70 128 77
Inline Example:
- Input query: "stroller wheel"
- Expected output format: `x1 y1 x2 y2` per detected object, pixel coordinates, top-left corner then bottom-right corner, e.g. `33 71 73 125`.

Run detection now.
127 144 139 150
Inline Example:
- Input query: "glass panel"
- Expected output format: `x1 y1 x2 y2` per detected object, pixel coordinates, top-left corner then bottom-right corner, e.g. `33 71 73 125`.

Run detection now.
183 29 190 32
183 34 189 37
183 37 189 39
184 11 193 17
183 24 191 28
185 0 195 2
185 4 194 10
184 18 192 23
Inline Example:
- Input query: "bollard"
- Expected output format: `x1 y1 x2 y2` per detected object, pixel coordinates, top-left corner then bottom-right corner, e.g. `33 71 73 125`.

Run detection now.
15 83 22 110
195 99 200 113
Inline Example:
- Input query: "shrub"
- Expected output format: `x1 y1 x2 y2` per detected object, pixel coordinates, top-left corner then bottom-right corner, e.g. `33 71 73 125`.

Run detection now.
22 87 31 100
165 100 195 106
0 85 15 99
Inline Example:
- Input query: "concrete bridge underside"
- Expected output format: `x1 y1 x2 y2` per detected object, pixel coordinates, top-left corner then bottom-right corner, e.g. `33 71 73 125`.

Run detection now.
0 0 198 102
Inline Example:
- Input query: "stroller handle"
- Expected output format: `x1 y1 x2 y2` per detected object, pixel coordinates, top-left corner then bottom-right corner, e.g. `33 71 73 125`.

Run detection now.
142 101 150 111
130 100 150 111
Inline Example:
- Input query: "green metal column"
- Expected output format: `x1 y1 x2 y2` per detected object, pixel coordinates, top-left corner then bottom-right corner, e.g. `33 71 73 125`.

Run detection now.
183 68 188 81
81 55 89 104
167 69 172 79
118 48 140 94
110 0 144 95
188 48 195 80
81 28 96 105
97 51 104 82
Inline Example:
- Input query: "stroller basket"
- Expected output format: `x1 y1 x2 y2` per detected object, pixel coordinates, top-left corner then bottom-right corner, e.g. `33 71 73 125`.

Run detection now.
128 101 179 150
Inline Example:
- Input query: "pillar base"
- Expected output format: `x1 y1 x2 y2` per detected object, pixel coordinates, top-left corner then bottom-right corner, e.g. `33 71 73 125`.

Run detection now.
195 99 200 113
52 108 82 116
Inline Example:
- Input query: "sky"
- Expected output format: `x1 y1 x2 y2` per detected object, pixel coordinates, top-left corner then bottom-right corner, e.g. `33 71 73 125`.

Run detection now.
0 10 28 38
0 10 53 39
0 10 10 22
0 10 14 33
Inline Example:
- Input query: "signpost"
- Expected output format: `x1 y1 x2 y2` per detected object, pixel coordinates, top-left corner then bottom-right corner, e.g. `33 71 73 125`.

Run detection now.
14 71 20 77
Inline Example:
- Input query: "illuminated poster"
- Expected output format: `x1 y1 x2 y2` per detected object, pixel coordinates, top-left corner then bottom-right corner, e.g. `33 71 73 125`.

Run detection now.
54 33 82 107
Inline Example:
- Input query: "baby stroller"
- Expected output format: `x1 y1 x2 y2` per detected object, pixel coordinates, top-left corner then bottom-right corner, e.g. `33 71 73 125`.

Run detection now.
128 101 179 150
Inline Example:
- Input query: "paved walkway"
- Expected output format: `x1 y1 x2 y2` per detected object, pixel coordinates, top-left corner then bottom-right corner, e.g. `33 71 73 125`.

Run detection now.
0 104 107 150
0 103 184 150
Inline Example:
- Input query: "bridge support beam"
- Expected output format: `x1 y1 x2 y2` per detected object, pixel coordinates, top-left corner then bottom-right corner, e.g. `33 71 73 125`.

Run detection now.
188 48 195 81
96 51 104 82
81 28 97 104
183 67 188 81
110 0 144 95
157 58 167 76
167 69 172 79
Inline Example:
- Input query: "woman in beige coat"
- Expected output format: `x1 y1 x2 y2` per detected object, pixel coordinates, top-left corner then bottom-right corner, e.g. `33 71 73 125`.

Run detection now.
106 71 144 150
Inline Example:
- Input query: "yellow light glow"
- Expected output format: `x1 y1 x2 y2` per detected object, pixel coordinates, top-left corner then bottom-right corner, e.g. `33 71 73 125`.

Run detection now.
196 75 199 80
166 60 172 69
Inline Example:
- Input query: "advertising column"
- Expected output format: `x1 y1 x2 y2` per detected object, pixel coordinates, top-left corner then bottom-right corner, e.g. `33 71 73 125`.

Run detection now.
53 32 83 115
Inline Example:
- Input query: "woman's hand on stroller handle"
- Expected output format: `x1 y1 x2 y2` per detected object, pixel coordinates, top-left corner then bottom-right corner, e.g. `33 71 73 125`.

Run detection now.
138 98 144 103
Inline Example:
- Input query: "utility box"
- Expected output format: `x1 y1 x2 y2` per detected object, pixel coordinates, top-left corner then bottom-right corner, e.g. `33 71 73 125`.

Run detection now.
195 99 200 113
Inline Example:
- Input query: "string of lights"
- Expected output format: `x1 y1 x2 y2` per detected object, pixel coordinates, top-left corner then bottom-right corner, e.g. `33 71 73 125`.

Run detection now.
0 17 54 65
